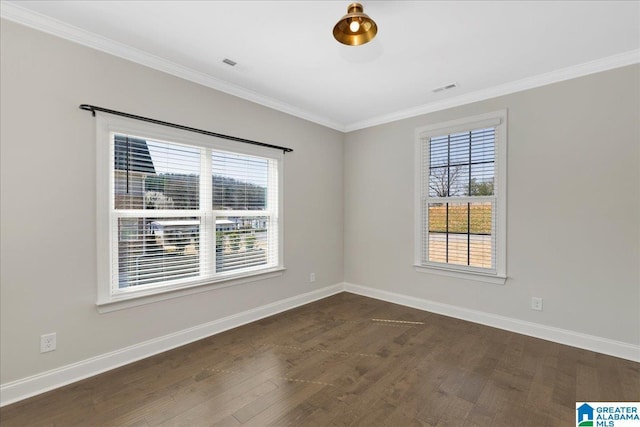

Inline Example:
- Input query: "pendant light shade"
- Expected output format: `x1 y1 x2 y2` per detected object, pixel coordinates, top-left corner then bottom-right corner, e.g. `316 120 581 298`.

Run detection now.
333 2 377 46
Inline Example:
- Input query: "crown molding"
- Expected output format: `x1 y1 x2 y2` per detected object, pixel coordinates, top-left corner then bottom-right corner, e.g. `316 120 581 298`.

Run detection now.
2 1 637 134
344 49 640 132
0 1 346 132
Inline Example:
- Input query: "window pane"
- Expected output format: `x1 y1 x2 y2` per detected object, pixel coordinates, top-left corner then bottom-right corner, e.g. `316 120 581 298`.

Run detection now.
449 164 469 197
114 134 200 210
447 202 469 234
429 135 448 166
449 131 471 165
429 128 495 197
469 202 493 268
469 128 495 196
114 135 152 209
445 202 469 266
427 202 493 268
469 202 492 235
215 216 270 273
428 165 448 197
470 128 495 163
212 152 268 210
428 203 447 233
427 202 447 263
469 236 492 269
119 218 139 242
117 217 200 288
469 163 494 196
103 116 284 302
420 114 503 276
429 135 450 197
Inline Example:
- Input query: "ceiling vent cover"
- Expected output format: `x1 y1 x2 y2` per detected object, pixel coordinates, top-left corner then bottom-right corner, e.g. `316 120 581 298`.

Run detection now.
432 83 458 93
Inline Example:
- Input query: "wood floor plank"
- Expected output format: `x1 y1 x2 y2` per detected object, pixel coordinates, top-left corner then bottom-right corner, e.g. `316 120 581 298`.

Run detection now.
238 381 325 426
1 293 638 426
144 364 284 425
158 377 278 426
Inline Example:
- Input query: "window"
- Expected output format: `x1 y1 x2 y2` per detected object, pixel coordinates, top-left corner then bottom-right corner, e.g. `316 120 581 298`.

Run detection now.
96 115 284 306
414 110 507 284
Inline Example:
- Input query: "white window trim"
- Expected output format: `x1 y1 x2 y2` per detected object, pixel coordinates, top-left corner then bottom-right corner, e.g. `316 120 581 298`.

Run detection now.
413 110 507 285
96 113 285 309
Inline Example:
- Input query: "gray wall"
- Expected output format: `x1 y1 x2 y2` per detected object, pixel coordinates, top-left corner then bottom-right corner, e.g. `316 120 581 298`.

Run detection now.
0 20 344 384
344 65 640 346
2 17 639 389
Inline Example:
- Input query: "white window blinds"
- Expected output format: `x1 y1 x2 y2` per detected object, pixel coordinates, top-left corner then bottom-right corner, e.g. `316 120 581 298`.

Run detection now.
415 111 507 281
113 136 203 289
423 128 497 271
211 151 279 274
106 130 282 299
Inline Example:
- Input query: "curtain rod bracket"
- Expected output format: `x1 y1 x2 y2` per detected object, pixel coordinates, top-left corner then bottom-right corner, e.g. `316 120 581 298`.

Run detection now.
80 104 96 116
78 104 293 153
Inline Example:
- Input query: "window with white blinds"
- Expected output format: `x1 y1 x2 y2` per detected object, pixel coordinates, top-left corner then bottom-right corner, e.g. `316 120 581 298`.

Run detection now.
97 115 283 305
414 111 507 284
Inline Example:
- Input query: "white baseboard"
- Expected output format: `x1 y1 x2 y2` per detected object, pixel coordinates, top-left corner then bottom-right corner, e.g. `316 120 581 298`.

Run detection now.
3 282 638 407
0 283 343 407
343 282 640 363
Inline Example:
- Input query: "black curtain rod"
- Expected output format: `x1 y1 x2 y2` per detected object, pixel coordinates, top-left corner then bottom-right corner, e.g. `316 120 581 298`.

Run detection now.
79 104 293 154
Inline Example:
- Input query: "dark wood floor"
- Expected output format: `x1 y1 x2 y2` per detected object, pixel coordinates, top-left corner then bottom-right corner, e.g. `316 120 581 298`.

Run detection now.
1 293 639 426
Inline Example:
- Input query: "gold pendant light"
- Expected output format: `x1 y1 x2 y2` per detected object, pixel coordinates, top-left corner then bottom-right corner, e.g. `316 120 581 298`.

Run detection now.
333 2 378 46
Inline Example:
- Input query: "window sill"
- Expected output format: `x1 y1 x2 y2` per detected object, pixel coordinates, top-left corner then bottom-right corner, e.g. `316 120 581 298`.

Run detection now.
414 264 506 285
96 267 286 313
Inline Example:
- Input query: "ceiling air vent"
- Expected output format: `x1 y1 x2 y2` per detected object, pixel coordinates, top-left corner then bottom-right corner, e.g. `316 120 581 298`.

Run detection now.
432 83 457 93
222 58 237 67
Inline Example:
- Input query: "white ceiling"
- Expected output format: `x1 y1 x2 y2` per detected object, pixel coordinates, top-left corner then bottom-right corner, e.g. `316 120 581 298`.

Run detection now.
2 1 639 131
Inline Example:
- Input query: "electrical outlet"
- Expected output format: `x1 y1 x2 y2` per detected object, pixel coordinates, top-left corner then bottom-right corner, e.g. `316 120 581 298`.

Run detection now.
309 272 316 283
40 333 56 353
531 297 543 311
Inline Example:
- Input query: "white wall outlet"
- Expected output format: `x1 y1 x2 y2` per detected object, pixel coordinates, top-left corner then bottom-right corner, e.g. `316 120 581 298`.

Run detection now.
309 272 316 283
531 297 543 311
40 333 56 353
